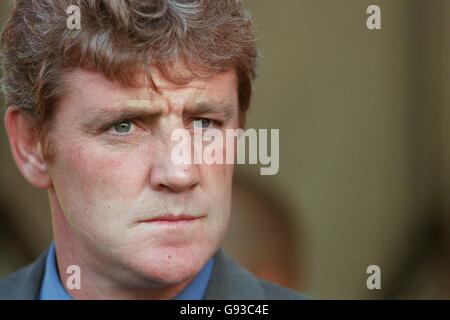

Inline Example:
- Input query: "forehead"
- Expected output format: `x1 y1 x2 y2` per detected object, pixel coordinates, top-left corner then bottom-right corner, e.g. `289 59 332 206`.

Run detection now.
59 68 239 114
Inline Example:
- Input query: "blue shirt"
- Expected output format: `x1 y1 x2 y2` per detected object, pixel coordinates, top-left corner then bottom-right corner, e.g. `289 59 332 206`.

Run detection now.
39 242 214 300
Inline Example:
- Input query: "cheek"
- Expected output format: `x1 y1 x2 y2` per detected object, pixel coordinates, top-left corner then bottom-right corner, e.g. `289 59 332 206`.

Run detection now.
200 163 231 198
201 163 233 229
66 143 148 199
50 141 150 225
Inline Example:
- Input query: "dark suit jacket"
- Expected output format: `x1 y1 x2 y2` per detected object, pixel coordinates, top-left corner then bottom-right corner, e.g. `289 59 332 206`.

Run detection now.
0 248 307 300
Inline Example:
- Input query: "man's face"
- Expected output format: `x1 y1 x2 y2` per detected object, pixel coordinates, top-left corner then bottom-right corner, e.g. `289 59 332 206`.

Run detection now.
46 68 238 286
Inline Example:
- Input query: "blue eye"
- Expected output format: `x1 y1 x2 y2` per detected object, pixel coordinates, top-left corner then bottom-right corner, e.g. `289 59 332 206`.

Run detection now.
112 120 134 134
193 118 213 129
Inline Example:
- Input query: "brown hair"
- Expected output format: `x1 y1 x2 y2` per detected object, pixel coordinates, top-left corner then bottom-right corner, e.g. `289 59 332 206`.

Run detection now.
0 0 258 147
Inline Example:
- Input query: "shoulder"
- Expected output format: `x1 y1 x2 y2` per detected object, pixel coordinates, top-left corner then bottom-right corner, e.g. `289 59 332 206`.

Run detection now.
204 249 309 300
258 279 309 300
0 250 47 300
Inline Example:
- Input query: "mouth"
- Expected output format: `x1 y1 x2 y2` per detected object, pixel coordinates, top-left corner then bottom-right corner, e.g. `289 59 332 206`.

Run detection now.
138 214 205 224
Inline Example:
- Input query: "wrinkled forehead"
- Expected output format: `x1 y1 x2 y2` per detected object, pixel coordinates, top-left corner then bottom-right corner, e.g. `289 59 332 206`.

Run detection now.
58 68 239 117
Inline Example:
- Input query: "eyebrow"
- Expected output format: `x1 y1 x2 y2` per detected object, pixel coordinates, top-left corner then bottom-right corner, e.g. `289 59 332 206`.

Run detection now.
184 101 236 121
80 100 163 132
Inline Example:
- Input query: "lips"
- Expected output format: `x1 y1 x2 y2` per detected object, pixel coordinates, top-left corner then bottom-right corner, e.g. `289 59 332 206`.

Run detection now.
139 214 204 223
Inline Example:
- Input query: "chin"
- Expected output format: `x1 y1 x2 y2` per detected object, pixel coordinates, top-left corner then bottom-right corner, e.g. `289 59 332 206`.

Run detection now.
124 243 216 286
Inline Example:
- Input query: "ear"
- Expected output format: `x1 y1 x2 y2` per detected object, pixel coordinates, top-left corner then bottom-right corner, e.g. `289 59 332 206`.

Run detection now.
4 106 52 189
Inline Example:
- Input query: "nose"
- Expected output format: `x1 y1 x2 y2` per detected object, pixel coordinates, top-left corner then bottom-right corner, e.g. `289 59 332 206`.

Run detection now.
150 161 200 193
149 131 200 193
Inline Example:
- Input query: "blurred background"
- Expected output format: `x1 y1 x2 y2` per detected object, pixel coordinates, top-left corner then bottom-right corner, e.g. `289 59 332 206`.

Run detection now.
1 0 449 299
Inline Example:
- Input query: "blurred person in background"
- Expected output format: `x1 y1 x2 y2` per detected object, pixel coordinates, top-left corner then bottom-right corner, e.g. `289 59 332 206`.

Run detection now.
223 176 305 291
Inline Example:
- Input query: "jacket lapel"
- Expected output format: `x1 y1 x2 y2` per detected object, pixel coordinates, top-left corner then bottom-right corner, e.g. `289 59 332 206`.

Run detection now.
0 249 47 299
203 249 266 299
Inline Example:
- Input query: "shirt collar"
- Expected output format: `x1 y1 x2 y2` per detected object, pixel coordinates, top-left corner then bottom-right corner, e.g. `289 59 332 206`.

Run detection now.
39 242 72 300
39 241 214 300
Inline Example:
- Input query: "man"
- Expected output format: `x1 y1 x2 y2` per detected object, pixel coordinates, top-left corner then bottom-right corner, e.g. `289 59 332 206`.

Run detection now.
0 0 306 299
